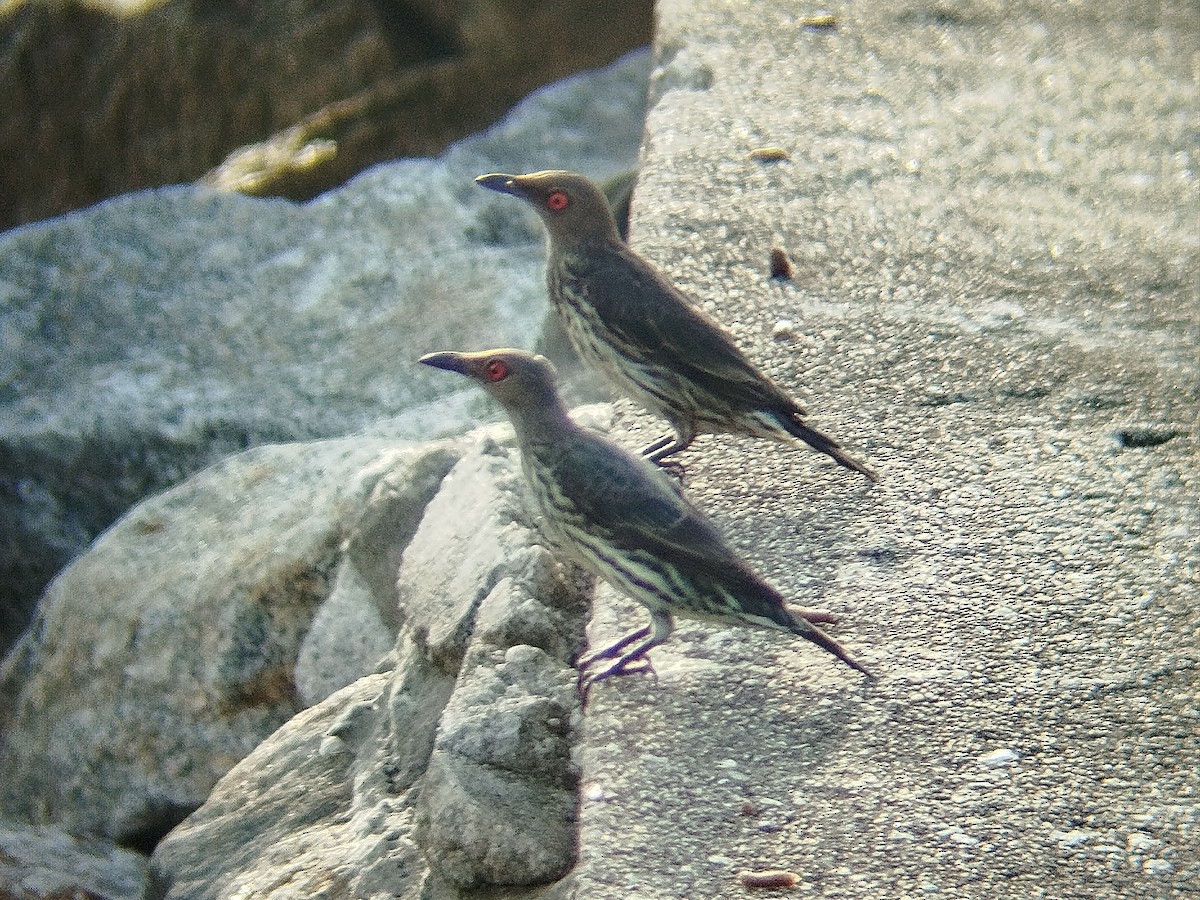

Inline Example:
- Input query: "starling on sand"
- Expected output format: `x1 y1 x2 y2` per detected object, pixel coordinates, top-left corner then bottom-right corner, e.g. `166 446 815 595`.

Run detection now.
475 170 877 480
419 347 872 689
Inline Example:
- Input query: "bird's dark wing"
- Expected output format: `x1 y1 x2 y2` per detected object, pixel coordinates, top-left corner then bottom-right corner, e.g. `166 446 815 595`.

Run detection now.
550 429 721 549
582 245 804 415
551 429 792 624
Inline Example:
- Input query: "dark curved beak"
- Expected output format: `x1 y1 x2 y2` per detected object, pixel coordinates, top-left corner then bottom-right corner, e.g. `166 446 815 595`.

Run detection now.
475 173 523 196
419 351 470 376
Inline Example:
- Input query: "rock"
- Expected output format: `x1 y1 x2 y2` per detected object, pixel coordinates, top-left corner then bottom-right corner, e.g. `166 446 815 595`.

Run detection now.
295 442 470 704
198 2 656 205
393 436 533 672
148 438 592 900
0 48 649 654
416 641 579 889
0 0 653 231
147 670 411 900
0 818 148 900
977 748 1019 768
0 437 458 848
293 559 396 708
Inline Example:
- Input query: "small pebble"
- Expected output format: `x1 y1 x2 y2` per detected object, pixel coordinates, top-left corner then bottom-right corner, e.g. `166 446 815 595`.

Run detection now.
772 319 797 340
749 147 791 162
1143 858 1174 875
769 247 795 279
1050 829 1092 848
739 869 800 889
1127 833 1162 854
979 748 1019 768
801 13 838 29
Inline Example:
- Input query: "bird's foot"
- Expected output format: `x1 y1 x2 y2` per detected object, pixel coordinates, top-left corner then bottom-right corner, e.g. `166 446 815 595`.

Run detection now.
589 653 657 683
637 436 688 482
579 651 658 703
655 458 687 483
640 432 694 464
577 623 671 704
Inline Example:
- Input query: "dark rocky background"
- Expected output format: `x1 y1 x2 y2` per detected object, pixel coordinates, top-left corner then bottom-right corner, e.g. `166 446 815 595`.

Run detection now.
1 0 652 231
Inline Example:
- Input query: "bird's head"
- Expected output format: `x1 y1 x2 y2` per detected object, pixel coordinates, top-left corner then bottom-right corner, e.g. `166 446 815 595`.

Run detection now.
419 348 564 422
475 170 621 248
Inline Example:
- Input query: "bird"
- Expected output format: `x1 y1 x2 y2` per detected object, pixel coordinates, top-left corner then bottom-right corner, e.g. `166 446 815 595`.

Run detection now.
418 347 873 691
475 170 878 480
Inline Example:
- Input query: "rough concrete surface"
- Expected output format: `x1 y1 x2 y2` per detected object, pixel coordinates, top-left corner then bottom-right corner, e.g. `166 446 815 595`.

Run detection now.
572 1 1197 898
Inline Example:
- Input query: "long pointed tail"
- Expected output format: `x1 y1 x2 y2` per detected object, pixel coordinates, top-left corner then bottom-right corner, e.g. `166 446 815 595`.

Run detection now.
789 614 874 678
782 412 879 481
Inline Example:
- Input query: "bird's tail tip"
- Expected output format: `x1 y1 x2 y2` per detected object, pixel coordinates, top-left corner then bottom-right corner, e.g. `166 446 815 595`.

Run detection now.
836 450 880 482
850 658 877 680
792 613 874 678
782 412 879 481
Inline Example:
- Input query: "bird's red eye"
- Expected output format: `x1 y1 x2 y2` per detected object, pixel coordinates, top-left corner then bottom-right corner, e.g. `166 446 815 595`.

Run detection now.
484 359 510 382
546 190 569 212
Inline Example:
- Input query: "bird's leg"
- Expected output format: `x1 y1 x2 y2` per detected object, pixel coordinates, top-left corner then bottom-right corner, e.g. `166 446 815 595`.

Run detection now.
579 611 673 699
640 434 677 458
641 429 695 482
577 625 651 669
641 431 694 463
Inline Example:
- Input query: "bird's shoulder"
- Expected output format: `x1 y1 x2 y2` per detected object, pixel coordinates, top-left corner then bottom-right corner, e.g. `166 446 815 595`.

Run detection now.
546 426 689 523
533 427 788 617
546 426 763 569
578 245 799 413
572 241 708 324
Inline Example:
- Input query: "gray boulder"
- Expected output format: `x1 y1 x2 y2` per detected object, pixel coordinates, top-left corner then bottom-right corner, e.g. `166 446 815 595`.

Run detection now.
0 49 649 654
148 436 593 900
0 818 148 900
0 437 459 847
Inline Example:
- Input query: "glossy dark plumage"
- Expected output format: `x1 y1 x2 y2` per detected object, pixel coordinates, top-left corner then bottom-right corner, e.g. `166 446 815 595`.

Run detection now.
475 170 877 480
419 347 872 689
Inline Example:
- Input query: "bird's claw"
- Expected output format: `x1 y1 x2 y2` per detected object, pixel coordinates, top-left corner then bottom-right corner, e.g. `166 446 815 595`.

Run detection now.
577 650 658 704
655 459 687 483
790 606 840 625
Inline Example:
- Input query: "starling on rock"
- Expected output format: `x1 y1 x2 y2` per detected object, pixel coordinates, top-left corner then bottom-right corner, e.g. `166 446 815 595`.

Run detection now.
475 170 877 480
419 347 873 690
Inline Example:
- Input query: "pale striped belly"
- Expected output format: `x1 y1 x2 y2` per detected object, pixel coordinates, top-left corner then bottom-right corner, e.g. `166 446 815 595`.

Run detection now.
550 277 706 430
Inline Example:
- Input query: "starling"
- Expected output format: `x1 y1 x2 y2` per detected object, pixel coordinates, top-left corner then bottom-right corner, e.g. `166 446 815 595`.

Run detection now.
475 170 878 480
419 347 872 689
